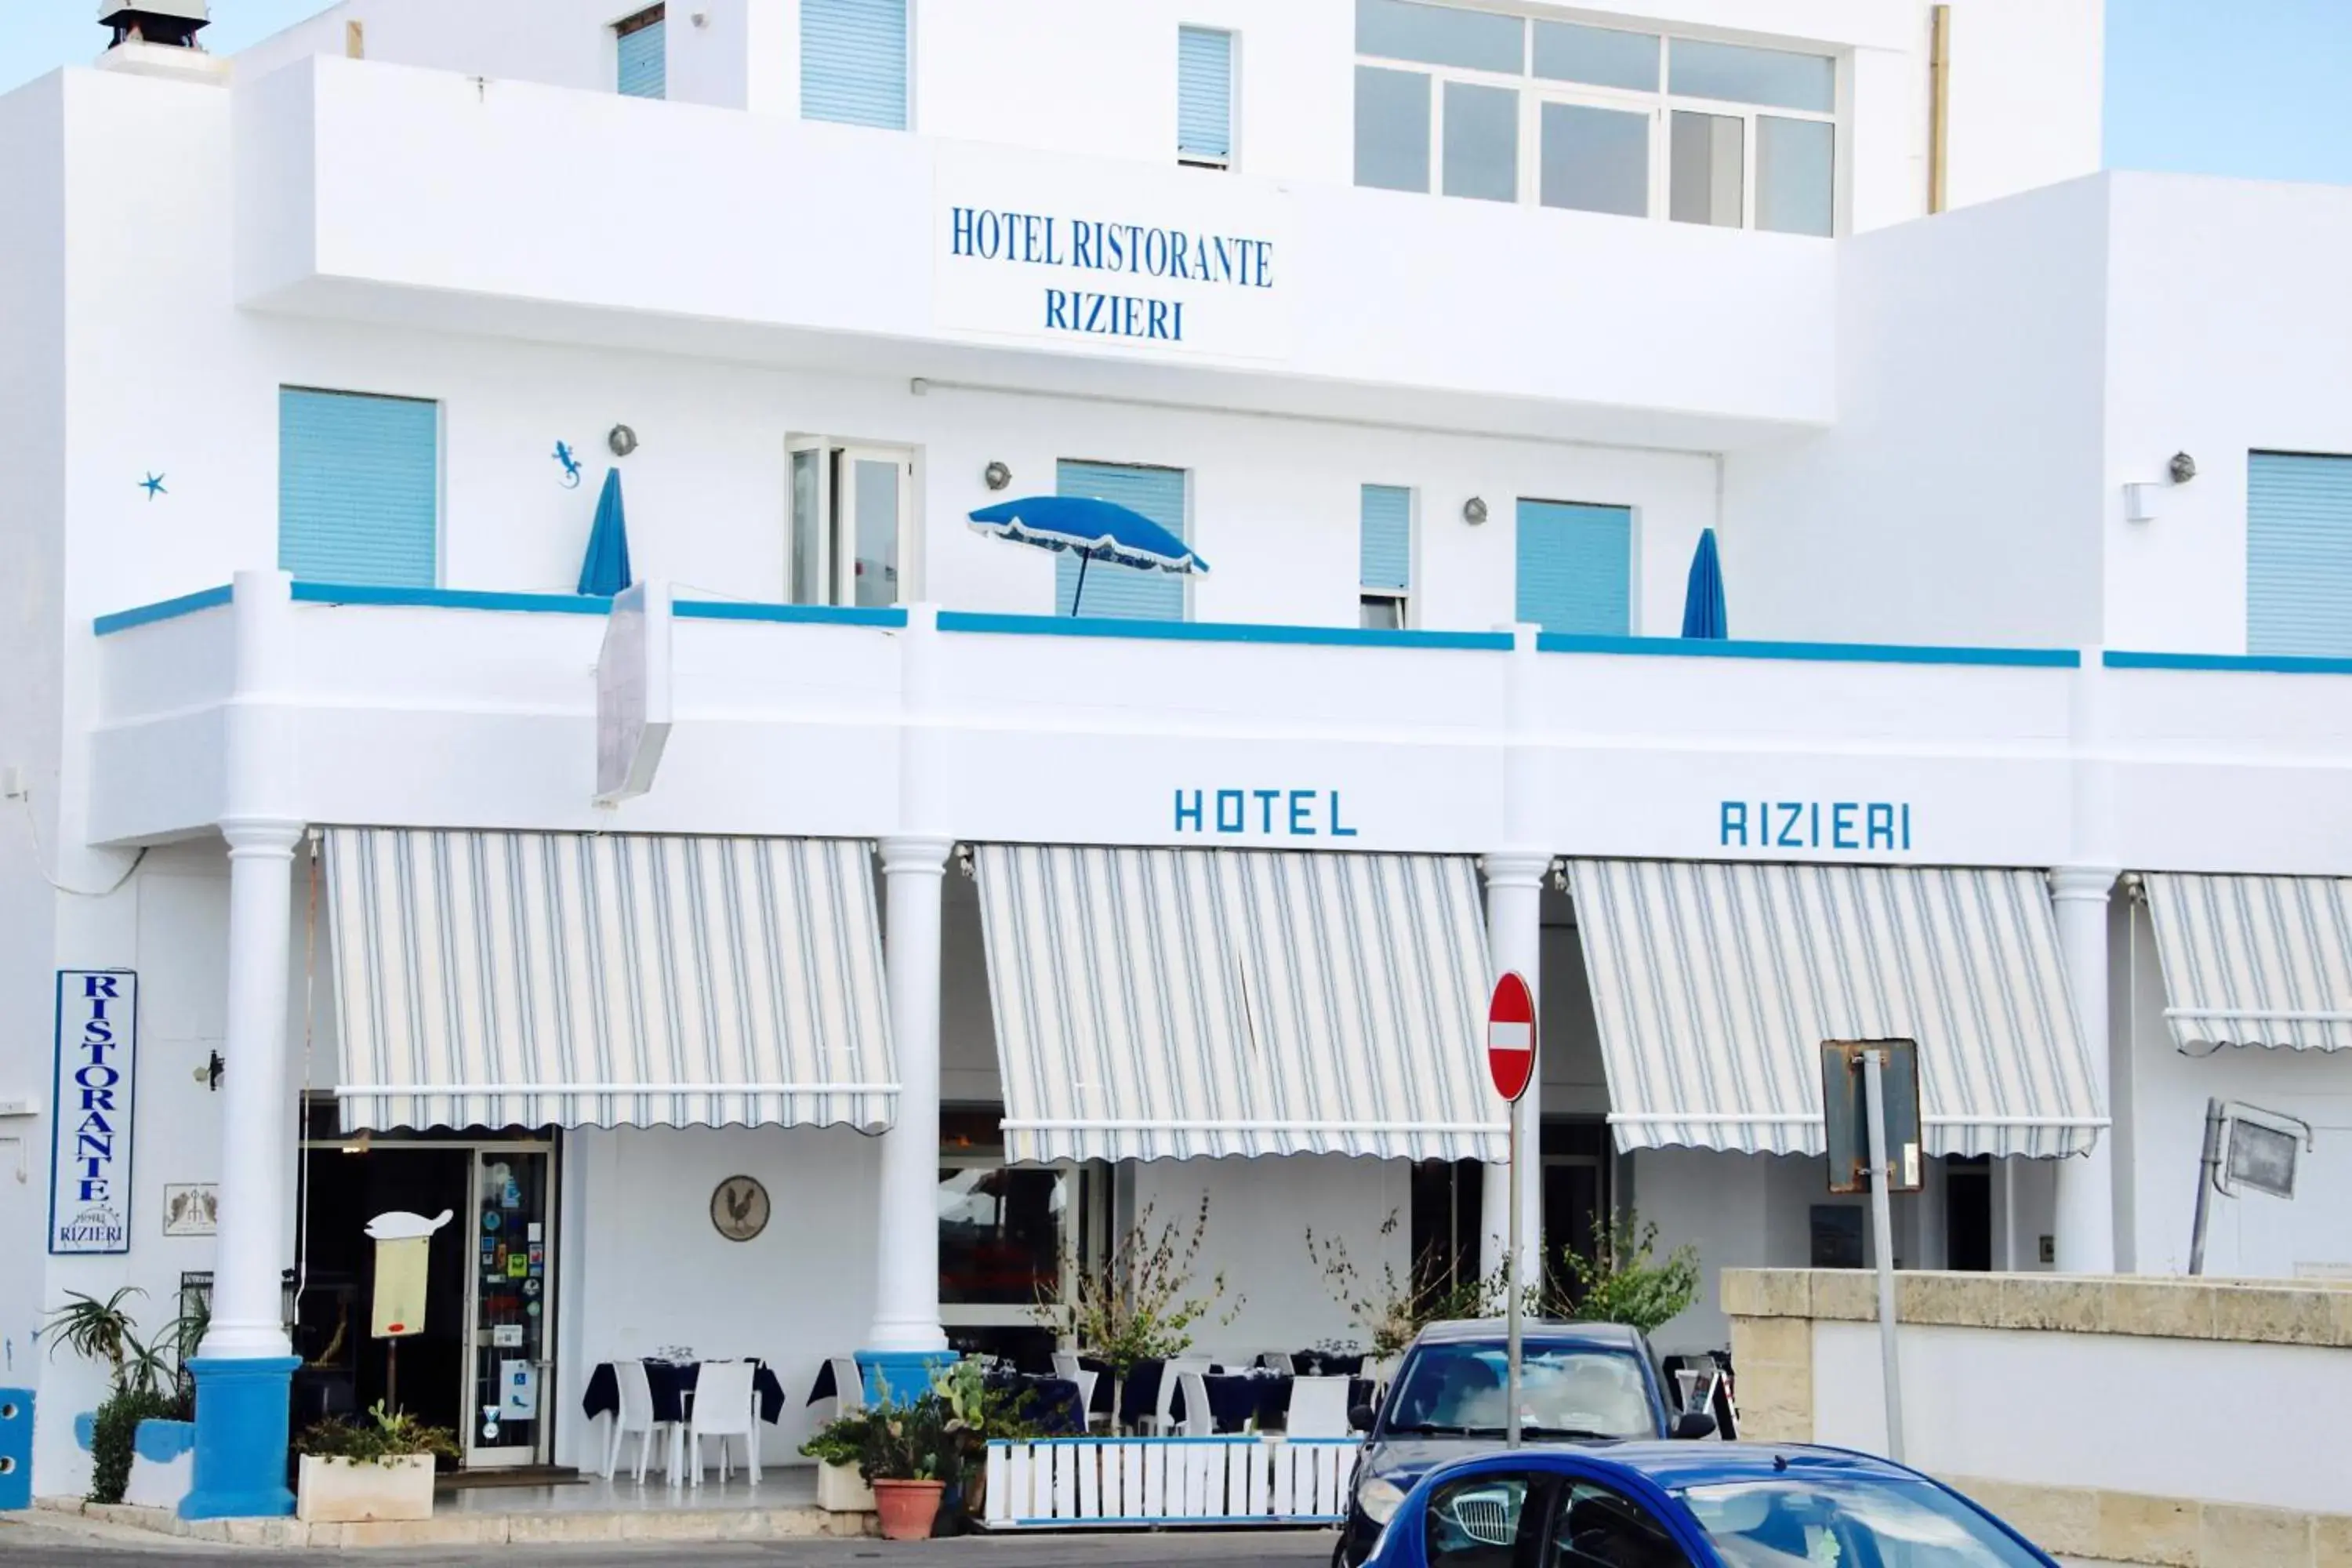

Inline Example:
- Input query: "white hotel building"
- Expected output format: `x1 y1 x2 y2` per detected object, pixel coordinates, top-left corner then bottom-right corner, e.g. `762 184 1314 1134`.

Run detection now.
3 0 2349 1515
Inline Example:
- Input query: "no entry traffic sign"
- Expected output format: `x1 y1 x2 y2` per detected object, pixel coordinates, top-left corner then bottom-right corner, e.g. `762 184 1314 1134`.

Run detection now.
1487 971 1536 1102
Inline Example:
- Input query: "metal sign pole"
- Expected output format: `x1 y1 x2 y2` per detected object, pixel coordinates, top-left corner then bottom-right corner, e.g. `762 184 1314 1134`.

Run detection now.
1863 1047 1906 1464
2188 1097 2224 1277
1505 1103 1522 1450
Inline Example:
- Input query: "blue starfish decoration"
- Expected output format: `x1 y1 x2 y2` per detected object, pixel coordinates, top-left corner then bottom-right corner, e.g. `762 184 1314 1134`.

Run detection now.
140 472 166 499
553 441 583 488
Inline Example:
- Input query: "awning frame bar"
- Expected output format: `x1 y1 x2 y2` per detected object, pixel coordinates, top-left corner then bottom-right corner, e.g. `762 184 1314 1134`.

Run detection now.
335 1082 901 1098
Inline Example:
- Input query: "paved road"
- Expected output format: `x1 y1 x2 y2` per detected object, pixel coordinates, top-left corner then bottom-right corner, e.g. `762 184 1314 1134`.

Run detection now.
0 1514 2136 1568
1 1516 1339 1568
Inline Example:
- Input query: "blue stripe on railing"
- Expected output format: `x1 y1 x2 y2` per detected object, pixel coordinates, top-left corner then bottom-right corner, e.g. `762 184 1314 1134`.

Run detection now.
1536 633 2080 668
676 601 909 628
938 612 1515 651
291 583 612 615
93 584 234 637
2104 649 2352 676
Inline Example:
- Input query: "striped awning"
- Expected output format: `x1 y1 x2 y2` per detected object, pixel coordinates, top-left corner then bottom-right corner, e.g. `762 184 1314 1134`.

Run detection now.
974 844 1503 1163
2143 873 2352 1052
1568 860 2104 1158
324 829 895 1132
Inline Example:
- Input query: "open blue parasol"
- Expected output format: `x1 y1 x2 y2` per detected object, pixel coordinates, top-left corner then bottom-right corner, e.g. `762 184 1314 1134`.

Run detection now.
1681 526 1728 640
577 468 633 597
969 495 1210 615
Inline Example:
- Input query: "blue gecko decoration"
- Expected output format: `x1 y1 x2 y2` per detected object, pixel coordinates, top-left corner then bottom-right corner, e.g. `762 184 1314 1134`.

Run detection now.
553 441 583 488
140 472 166 499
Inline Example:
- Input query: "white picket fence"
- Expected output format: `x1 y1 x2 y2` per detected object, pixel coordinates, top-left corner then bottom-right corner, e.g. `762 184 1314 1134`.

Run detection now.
981 1436 1360 1529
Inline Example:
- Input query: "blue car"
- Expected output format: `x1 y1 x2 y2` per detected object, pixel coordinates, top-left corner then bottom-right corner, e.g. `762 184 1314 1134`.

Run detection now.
1363 1443 2060 1568
1339 1320 1714 1567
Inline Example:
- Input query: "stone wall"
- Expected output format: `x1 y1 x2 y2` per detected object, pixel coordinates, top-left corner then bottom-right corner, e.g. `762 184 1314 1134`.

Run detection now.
1724 1269 2352 1568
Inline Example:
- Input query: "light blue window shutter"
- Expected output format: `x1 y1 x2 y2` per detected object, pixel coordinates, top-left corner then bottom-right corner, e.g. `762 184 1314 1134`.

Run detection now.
1178 27 1233 162
1515 499 1631 634
1056 460 1189 621
802 0 908 129
2249 452 2352 658
278 389 439 588
616 15 666 100
1361 485 1411 590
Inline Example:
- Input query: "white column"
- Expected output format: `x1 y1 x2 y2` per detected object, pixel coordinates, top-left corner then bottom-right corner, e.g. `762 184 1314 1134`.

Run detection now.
198 818 304 1359
866 833 953 1357
1480 849 1550 1286
2049 866 2118 1274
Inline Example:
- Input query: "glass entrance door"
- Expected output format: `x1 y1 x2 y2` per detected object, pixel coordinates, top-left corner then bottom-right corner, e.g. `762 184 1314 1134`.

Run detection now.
463 1147 557 1468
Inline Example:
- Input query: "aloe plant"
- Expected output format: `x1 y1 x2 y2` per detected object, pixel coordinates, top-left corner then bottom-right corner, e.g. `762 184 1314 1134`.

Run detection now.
43 1288 151 1396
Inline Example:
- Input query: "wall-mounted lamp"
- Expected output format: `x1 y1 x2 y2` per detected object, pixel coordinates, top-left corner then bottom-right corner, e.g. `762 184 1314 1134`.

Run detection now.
1462 496 1489 526
983 461 1012 492
608 424 639 458
2124 452 2195 523
192 1050 223 1091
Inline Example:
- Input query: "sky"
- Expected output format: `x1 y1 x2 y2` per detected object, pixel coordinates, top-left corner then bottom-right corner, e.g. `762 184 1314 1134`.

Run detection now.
0 0 2346 187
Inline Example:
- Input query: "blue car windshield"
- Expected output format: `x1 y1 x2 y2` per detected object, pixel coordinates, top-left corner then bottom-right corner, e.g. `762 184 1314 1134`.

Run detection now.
1383 1344 1653 1439
1680 1475 2046 1568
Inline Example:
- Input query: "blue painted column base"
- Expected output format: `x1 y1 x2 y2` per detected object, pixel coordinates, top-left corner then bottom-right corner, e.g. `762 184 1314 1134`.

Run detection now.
855 1349 959 1408
180 1356 299 1520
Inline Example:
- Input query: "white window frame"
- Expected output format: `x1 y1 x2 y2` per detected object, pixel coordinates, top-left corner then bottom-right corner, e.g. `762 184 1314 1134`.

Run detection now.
1355 12 1840 234
787 437 920 608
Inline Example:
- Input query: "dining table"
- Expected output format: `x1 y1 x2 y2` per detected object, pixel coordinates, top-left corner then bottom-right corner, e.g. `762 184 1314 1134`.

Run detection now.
1117 1359 1374 1434
581 1358 788 1479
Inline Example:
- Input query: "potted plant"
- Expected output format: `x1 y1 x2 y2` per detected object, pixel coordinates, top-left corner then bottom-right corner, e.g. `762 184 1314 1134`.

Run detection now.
292 1402 458 1523
798 1407 877 1513
1034 1194 1240 1425
854 1396 951 1541
43 1287 192 1508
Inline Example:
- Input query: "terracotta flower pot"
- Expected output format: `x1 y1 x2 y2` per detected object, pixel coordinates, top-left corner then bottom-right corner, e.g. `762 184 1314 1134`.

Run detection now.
872 1477 945 1541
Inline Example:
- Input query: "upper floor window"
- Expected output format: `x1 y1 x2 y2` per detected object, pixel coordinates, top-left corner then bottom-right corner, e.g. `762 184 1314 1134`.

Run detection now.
1360 484 1414 629
615 5 666 100
1178 26 1235 169
1515 499 1632 636
2248 451 2352 659
1353 0 1837 237
1058 460 1190 621
789 440 917 608
803 0 909 130
278 388 439 589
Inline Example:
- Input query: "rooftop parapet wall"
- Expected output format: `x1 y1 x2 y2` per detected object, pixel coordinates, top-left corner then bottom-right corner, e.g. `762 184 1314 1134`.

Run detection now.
1722 1269 2352 1568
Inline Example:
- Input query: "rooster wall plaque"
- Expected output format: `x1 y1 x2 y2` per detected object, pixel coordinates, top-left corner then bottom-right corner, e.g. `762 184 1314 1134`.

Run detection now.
709 1174 770 1243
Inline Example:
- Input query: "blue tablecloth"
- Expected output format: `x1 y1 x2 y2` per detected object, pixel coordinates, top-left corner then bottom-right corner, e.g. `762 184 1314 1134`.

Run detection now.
582 1360 786 1426
1121 1365 1374 1434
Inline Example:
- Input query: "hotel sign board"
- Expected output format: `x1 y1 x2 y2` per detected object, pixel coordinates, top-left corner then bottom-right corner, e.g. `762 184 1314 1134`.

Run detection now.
934 144 1294 361
49 969 136 1255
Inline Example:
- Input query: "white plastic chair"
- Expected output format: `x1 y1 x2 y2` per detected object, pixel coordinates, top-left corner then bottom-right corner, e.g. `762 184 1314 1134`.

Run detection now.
1261 1352 1298 1375
1144 1356 1210 1436
684 1360 760 1487
1177 1370 1217 1437
604 1359 670 1483
1285 1374 1351 1438
1050 1354 1104 1431
826 1357 867 1416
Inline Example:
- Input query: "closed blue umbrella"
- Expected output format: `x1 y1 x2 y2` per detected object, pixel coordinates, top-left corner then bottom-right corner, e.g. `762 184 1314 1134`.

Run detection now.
577 468 633 597
969 495 1210 615
1681 527 1728 640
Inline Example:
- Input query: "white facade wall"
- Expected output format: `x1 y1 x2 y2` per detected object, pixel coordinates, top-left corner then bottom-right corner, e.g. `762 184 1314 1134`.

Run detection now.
232 0 2103 231
14 0 2352 1512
